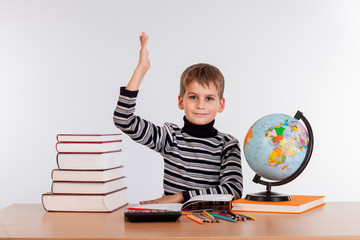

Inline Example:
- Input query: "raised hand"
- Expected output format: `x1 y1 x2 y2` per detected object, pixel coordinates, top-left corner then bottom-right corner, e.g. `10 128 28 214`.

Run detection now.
126 32 150 91
138 32 150 71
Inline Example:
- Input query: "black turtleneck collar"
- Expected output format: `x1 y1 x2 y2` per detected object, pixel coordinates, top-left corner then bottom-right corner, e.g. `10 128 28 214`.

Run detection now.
182 116 218 138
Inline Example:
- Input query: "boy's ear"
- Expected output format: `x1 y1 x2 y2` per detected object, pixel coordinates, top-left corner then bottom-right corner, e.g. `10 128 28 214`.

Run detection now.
218 98 225 113
178 94 184 110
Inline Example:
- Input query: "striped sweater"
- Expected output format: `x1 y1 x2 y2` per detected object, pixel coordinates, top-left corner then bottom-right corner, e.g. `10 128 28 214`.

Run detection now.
113 87 243 201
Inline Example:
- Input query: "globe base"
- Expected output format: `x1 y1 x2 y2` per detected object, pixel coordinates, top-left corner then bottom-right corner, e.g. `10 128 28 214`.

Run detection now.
245 191 292 202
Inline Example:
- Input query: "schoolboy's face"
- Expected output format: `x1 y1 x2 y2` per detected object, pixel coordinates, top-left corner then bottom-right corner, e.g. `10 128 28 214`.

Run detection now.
178 80 225 125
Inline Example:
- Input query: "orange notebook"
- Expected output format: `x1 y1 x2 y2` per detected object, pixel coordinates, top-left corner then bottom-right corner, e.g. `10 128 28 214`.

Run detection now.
230 195 325 214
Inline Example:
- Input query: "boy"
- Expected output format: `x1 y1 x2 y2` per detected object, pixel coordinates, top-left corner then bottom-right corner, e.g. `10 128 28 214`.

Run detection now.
114 32 242 204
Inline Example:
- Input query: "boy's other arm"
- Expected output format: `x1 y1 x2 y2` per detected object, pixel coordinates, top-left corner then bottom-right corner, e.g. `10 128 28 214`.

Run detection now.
126 32 150 91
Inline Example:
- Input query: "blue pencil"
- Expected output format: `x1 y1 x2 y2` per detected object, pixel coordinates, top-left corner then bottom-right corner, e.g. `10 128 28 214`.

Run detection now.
208 212 237 223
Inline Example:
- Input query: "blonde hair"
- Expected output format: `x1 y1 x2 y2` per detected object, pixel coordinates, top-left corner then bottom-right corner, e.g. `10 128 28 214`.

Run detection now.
180 63 224 99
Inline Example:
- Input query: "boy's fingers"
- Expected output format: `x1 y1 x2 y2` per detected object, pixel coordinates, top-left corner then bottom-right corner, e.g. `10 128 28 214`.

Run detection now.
139 35 143 46
143 37 149 49
139 32 149 48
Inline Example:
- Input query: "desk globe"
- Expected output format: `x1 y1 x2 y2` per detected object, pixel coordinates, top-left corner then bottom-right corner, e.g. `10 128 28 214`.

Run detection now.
243 111 314 202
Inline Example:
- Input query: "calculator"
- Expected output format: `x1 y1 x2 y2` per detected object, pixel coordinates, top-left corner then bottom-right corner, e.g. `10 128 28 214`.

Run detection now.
124 210 182 222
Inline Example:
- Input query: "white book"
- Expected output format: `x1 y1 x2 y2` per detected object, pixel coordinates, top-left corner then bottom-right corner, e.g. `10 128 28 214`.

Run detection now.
57 150 123 170
56 140 122 153
52 166 124 182
51 177 126 194
57 133 122 142
42 187 128 212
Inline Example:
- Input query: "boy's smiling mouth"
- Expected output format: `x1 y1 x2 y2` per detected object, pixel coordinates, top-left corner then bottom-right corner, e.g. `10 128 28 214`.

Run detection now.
194 112 208 116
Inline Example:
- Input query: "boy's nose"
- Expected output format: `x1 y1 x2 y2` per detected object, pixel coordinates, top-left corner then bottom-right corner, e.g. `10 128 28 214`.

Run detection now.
197 99 205 109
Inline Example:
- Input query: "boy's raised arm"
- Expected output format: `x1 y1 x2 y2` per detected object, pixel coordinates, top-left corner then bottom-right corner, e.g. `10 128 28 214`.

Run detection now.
126 32 150 91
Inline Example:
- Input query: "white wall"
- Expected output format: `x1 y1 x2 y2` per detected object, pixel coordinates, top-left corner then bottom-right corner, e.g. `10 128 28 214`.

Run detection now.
1 0 359 209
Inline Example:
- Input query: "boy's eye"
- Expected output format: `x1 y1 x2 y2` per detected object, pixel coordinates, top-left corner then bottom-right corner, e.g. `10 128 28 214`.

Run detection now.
206 97 214 101
189 96 197 100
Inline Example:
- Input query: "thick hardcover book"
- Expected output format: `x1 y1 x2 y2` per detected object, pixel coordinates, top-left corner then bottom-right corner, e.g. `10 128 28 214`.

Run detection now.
57 133 122 142
51 176 126 194
230 195 325 214
51 166 124 182
56 140 122 153
56 150 122 170
42 187 128 212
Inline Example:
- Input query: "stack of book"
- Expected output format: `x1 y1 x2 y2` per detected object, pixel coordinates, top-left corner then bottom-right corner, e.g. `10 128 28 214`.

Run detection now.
42 134 128 212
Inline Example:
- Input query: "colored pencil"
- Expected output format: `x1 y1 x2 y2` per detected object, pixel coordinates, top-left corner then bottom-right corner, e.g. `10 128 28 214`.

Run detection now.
203 210 219 222
209 212 237 223
187 214 204 224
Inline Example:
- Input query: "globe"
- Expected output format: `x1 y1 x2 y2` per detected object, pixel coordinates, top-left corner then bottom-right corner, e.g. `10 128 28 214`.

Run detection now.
243 111 314 202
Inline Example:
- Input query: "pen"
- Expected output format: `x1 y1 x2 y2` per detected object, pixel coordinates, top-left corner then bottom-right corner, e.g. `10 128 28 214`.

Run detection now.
209 212 237 223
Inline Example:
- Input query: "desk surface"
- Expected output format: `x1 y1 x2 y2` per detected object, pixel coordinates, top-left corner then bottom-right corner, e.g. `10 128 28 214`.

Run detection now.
0 202 360 240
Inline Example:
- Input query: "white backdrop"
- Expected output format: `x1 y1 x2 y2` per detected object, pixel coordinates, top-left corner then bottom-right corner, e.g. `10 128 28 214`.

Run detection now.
1 0 359 209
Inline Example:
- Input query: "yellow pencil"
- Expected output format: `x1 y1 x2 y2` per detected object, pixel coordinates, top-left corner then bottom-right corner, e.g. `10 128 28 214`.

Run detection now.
203 210 219 222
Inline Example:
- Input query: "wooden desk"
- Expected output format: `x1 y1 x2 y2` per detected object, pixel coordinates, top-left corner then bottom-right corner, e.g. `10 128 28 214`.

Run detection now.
0 203 360 239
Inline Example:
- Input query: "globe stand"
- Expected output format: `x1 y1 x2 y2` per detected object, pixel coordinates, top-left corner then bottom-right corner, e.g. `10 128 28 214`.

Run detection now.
245 175 292 202
245 110 314 202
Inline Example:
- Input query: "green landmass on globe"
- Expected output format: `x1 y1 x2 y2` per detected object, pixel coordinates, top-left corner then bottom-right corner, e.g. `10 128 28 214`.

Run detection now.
244 114 309 181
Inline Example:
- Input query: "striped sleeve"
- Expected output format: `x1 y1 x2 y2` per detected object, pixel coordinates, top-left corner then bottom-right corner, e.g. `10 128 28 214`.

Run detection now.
113 87 168 152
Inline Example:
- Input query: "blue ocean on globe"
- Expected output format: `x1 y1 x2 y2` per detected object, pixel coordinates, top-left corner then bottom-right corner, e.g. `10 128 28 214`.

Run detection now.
244 114 309 181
